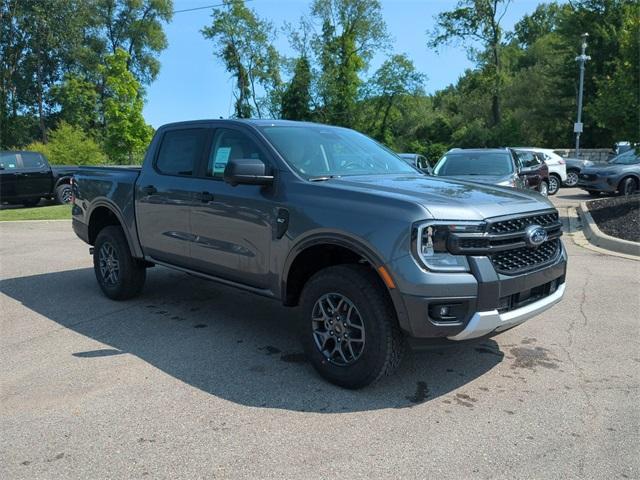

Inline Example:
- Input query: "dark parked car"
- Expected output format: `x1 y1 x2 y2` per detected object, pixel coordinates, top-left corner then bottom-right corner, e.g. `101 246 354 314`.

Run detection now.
432 148 547 194
397 153 432 174
71 120 566 388
578 149 639 196
0 151 80 206
562 157 595 187
512 149 551 196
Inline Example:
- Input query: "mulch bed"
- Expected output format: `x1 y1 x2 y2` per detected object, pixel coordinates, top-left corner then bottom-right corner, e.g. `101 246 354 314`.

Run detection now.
587 196 640 242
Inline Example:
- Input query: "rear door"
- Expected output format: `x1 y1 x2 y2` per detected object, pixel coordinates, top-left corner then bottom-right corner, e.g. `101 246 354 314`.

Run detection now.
0 152 20 201
135 127 212 267
16 152 53 199
188 125 276 289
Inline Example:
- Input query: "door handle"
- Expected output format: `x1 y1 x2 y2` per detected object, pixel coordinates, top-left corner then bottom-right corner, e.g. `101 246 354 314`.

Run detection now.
141 185 157 195
200 191 214 203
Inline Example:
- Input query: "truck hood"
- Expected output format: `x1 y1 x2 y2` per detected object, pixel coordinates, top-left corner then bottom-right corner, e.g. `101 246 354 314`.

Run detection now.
324 174 554 221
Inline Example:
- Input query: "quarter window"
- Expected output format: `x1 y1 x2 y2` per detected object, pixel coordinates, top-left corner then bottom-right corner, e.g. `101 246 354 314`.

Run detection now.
156 129 209 176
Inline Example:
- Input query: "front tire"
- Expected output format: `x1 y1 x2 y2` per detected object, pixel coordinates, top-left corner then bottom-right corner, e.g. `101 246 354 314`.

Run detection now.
548 174 561 195
564 170 579 187
538 180 549 197
618 177 638 196
93 225 146 300
300 264 404 389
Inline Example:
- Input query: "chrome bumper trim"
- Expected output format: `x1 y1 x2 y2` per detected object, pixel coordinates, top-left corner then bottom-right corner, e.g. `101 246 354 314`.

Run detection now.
447 282 566 341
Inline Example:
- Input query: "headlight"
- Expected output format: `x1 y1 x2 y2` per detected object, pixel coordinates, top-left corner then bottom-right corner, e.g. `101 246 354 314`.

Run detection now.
413 221 485 272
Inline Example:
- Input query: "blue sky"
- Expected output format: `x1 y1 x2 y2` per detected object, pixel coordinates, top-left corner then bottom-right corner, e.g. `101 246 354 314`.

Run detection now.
144 0 544 128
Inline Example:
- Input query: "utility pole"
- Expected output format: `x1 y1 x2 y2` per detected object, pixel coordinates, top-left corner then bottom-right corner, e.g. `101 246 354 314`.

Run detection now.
574 33 591 158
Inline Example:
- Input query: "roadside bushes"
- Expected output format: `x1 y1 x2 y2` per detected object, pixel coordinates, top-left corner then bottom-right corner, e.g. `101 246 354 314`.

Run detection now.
26 122 106 166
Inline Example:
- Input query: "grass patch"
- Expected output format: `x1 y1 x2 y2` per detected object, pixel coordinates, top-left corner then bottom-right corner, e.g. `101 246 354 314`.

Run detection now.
0 204 72 221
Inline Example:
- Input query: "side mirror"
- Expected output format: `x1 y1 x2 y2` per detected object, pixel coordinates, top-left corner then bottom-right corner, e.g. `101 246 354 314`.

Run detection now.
223 158 274 187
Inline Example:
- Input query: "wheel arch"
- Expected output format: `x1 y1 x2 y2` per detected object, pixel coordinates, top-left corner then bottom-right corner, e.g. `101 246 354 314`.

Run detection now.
281 234 411 331
87 201 142 258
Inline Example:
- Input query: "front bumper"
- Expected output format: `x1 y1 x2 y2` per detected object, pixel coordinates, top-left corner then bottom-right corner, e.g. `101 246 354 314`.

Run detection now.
391 242 567 340
447 282 565 340
578 175 617 192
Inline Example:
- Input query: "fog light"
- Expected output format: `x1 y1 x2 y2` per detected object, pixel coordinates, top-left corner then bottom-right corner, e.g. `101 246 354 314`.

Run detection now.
429 303 463 323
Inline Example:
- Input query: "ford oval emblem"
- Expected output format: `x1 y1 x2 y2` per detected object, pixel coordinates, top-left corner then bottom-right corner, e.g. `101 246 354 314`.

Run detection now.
525 225 548 248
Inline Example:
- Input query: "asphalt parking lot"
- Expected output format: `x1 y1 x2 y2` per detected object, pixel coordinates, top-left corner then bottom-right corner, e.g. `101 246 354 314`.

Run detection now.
1 189 639 479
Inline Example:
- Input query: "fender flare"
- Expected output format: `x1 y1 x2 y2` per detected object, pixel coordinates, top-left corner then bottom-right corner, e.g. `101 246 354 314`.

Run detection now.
281 232 411 332
86 199 143 258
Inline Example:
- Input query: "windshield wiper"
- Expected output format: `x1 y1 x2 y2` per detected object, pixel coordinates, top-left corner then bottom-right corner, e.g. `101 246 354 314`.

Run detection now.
309 175 341 182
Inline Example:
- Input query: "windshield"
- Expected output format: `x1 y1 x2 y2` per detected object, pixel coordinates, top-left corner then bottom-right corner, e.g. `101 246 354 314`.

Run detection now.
433 152 514 176
259 126 416 178
609 149 638 165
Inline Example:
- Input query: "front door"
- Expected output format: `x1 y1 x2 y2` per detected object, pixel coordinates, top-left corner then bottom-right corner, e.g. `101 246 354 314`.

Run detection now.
189 126 276 289
0 152 20 201
16 152 53 199
135 127 211 267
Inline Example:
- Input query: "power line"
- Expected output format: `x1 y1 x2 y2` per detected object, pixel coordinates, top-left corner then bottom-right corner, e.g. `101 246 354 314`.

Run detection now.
173 0 255 14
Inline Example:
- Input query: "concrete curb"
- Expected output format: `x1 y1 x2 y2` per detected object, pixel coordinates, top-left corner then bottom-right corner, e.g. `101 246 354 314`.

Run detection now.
578 201 640 257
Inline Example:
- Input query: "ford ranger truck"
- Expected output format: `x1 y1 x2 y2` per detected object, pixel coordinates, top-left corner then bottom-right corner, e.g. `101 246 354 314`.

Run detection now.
71 120 567 389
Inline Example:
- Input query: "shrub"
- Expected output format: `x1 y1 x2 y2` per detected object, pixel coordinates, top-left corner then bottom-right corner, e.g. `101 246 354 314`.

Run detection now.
26 122 106 165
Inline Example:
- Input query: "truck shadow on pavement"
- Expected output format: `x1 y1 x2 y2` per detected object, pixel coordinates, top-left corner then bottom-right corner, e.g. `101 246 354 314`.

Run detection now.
1 266 505 413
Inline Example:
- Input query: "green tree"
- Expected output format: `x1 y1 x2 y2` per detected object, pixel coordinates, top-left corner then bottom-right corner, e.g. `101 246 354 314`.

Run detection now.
1 0 88 143
202 0 282 118
311 0 389 127
26 122 106 165
101 49 153 164
589 4 640 143
281 57 313 120
364 54 425 140
429 0 512 126
89 0 173 85
52 73 100 133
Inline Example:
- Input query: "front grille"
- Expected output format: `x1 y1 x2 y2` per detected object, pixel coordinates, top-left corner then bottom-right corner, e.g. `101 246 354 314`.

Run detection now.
446 209 563 276
490 239 560 275
488 212 559 234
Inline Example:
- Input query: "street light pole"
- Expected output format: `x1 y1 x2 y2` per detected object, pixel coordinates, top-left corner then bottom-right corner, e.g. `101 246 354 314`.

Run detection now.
574 33 591 158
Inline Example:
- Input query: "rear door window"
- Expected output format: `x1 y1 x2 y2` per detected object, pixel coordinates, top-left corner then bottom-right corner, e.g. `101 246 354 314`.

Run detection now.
20 152 47 168
155 129 209 176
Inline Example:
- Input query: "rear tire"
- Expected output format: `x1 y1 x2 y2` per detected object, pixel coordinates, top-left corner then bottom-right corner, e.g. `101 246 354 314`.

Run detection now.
299 264 405 389
55 183 73 204
93 225 146 300
548 174 561 195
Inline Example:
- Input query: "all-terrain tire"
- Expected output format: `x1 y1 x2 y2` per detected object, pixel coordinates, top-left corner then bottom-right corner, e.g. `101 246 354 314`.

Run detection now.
93 225 146 300
299 264 405 389
56 183 73 204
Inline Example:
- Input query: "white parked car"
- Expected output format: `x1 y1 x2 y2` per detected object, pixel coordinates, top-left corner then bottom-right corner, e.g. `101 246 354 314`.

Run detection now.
512 147 567 195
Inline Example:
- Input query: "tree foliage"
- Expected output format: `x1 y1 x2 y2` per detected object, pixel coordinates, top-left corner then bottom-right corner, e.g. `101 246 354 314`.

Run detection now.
101 49 154 164
26 122 107 165
202 0 282 118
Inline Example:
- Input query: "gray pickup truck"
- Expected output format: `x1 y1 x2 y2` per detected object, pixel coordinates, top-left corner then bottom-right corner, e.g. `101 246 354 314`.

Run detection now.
72 120 567 388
